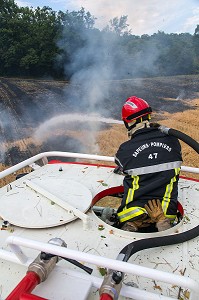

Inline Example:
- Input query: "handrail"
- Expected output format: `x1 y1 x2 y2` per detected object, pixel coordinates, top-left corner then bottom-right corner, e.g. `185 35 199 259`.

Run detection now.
0 249 176 300
0 152 114 179
6 236 199 300
0 151 198 180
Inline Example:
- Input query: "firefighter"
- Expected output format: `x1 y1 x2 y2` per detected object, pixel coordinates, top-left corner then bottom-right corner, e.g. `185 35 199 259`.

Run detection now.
114 96 183 232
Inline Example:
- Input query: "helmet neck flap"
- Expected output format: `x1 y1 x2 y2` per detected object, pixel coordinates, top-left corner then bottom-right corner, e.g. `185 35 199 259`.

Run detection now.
127 119 150 139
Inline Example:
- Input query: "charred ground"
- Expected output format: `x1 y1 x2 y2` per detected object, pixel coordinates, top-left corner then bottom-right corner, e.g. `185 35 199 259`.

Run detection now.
0 75 199 168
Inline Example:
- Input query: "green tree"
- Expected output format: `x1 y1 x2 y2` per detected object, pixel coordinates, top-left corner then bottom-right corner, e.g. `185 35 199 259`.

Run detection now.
56 8 97 78
104 15 131 36
153 32 195 75
0 0 198 79
0 1 61 76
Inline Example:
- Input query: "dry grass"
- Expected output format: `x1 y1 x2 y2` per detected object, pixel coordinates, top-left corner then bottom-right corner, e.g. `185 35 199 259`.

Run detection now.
96 98 199 179
0 98 198 188
0 163 32 188
97 124 127 157
159 99 199 178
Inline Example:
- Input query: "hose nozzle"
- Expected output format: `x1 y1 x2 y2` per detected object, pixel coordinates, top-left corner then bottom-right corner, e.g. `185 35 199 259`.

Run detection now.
158 125 170 135
150 123 170 135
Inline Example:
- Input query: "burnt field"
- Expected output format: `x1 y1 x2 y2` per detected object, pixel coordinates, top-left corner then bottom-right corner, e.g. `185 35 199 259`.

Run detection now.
0 75 199 167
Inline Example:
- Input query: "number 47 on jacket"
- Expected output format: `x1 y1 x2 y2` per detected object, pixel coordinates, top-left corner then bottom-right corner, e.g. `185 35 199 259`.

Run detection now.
148 153 158 159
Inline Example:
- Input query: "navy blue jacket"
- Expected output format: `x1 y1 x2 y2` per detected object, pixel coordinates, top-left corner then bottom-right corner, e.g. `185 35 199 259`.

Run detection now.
115 127 182 223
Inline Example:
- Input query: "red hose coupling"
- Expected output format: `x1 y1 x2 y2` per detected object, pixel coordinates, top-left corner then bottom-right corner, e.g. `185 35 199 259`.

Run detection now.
99 271 122 300
100 294 113 300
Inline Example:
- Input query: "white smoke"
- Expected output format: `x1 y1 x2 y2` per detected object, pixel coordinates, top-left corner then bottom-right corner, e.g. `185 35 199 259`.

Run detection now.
0 106 18 162
34 113 122 154
52 25 123 154
34 12 162 154
176 90 185 100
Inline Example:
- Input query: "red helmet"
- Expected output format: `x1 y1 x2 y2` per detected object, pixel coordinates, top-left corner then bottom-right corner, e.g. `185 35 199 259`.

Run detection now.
122 96 152 123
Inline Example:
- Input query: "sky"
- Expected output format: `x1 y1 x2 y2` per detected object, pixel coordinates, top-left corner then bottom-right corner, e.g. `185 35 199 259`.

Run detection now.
15 0 199 36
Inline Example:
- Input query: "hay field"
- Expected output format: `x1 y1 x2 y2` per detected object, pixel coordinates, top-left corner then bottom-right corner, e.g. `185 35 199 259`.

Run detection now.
0 98 199 188
96 98 199 179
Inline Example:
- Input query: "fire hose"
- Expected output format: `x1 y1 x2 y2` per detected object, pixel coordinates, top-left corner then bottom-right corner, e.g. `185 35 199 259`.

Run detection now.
99 125 199 300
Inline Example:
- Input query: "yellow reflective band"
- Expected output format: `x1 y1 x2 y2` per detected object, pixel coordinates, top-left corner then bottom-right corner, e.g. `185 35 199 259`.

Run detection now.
118 206 146 223
162 168 180 215
164 214 177 225
126 175 139 205
165 214 176 220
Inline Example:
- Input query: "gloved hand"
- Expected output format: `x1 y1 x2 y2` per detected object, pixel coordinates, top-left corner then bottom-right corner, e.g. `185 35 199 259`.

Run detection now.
144 199 166 223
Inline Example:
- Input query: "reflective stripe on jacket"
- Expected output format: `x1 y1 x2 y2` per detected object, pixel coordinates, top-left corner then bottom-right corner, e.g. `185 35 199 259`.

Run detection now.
115 127 182 223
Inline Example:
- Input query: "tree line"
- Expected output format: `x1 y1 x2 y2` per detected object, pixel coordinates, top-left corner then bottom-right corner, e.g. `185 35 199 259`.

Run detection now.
0 0 199 79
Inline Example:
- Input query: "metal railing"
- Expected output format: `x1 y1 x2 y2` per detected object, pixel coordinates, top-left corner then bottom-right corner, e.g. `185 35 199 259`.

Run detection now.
3 236 199 300
0 151 198 180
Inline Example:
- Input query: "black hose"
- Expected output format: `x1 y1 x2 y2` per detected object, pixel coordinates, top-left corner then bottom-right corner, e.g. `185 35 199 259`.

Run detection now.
119 224 199 262
159 125 199 154
61 257 93 274
112 126 199 283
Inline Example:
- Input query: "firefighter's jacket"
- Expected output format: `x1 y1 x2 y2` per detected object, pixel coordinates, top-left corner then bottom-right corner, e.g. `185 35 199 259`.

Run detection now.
115 127 182 223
